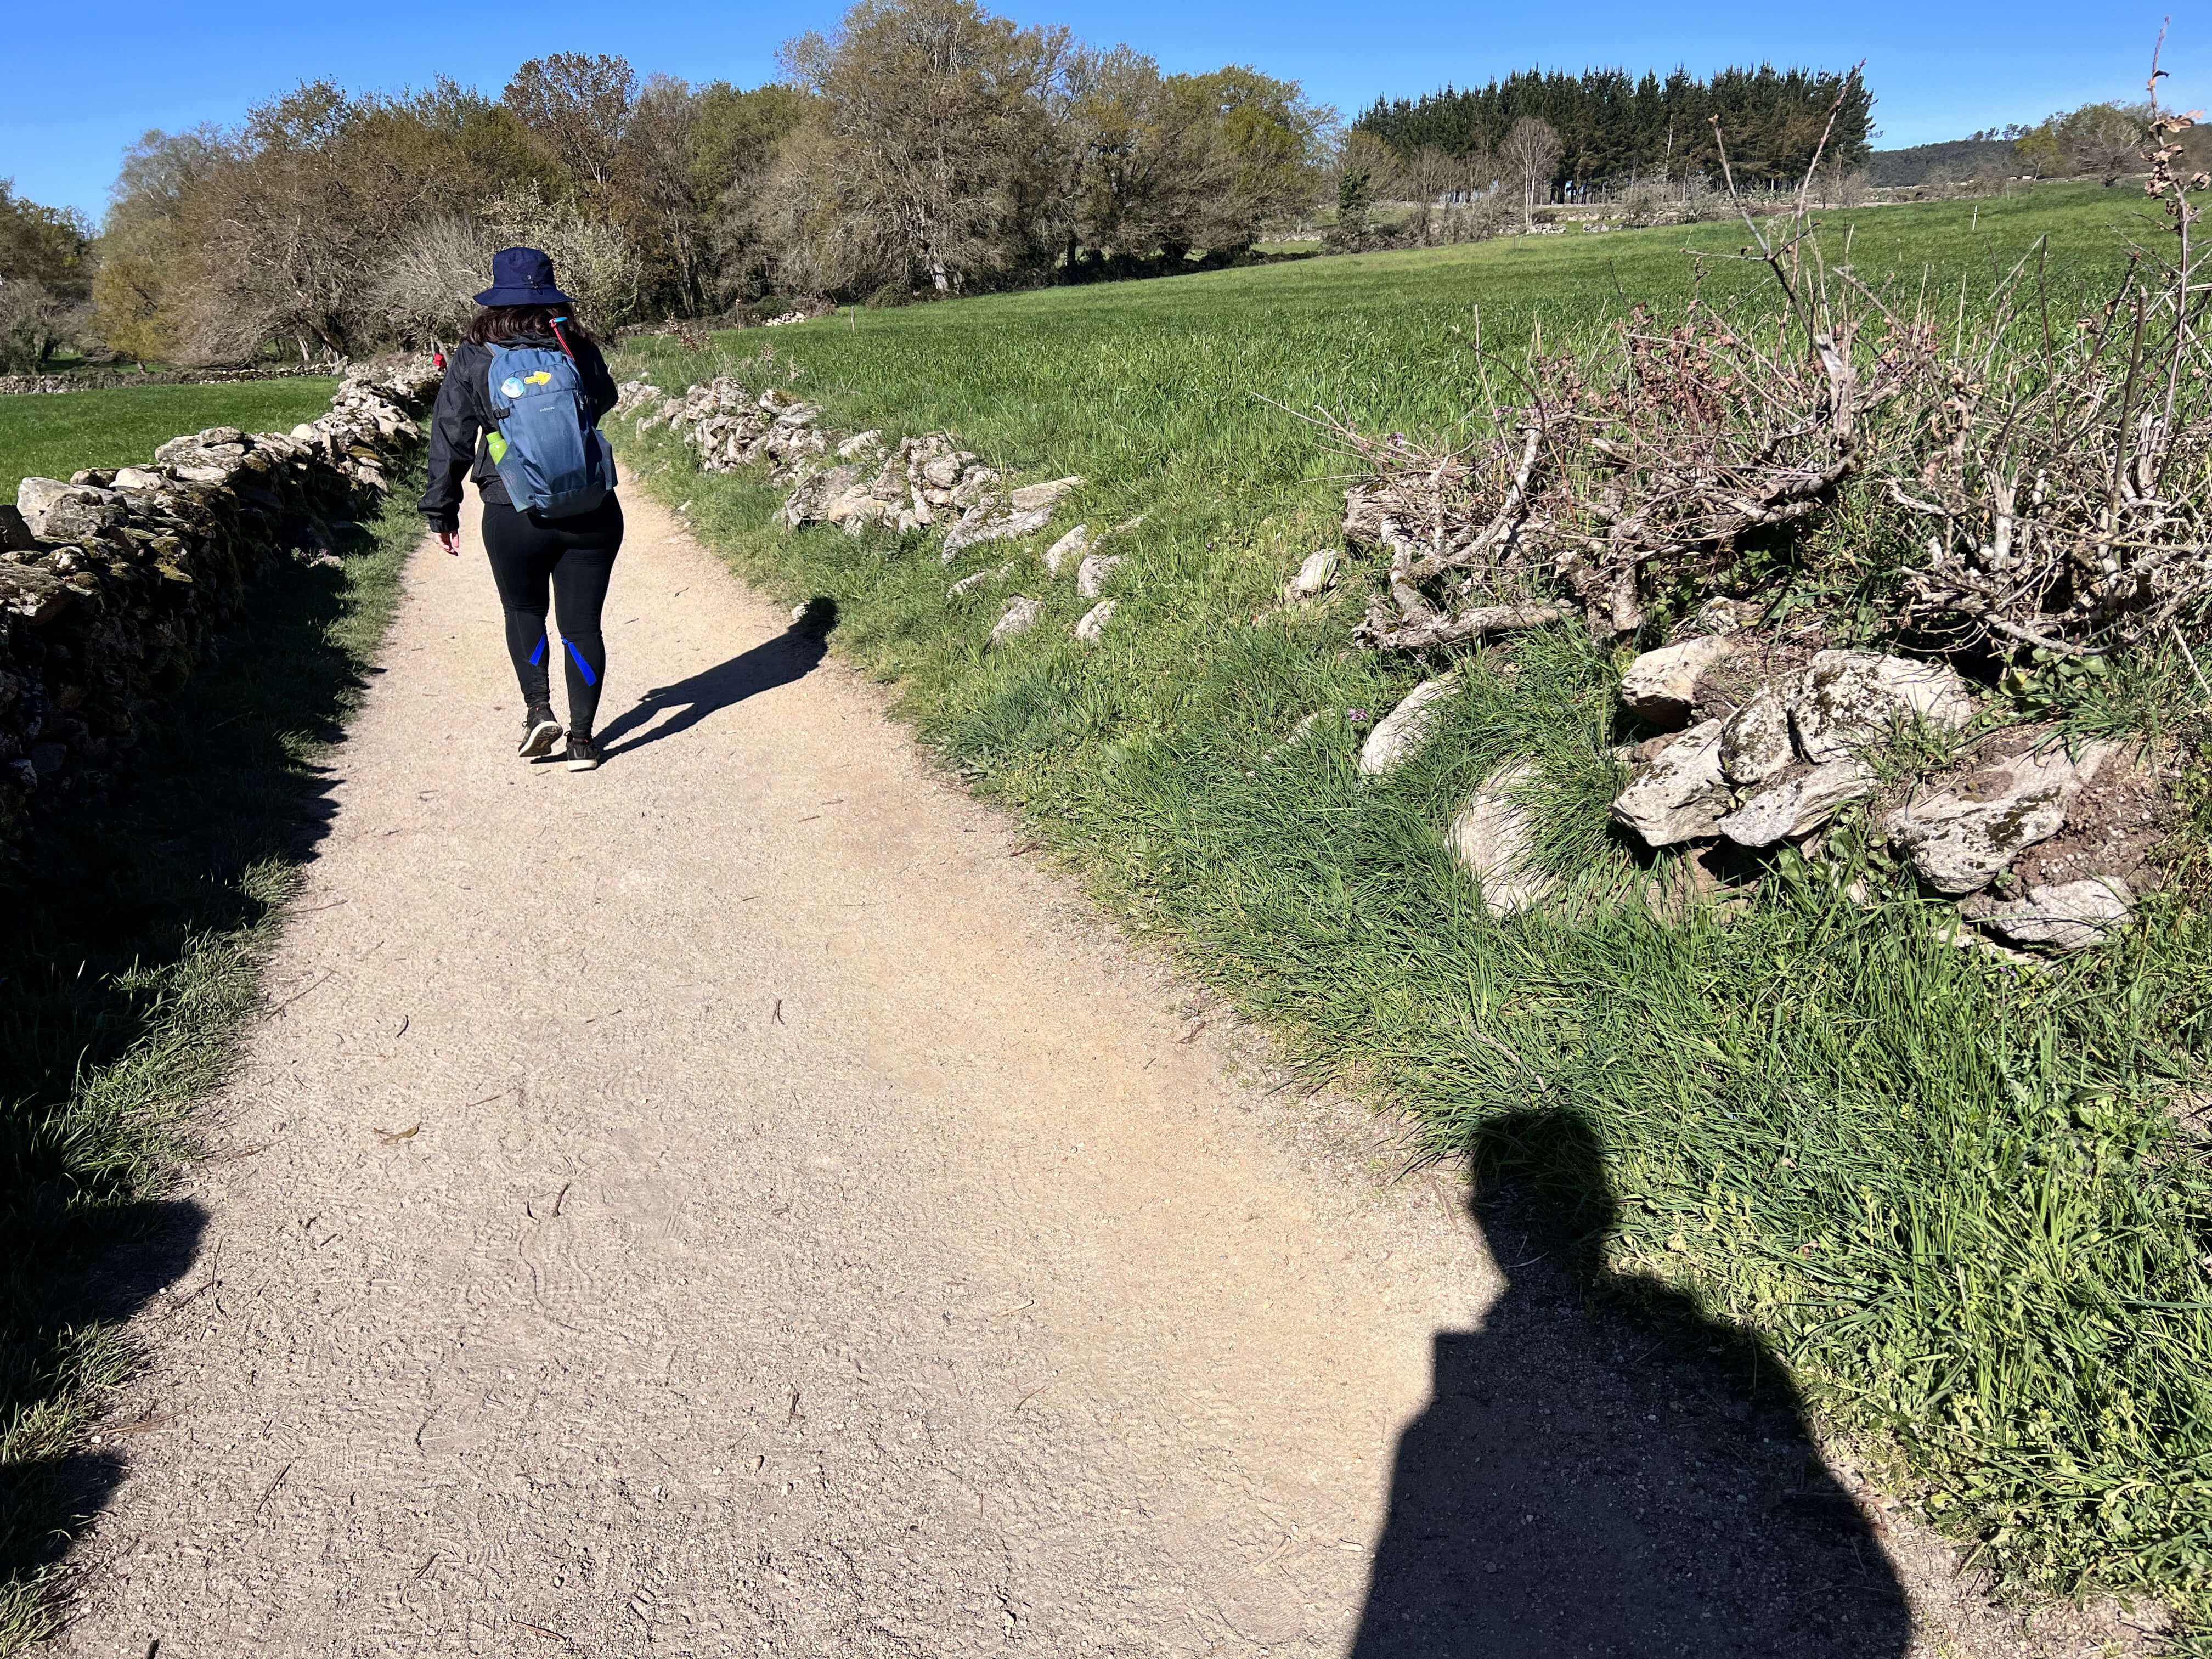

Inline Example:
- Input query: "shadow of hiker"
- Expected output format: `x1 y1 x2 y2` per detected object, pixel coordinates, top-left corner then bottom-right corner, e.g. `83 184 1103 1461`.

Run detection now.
1350 1108 1912 1658
595 596 837 759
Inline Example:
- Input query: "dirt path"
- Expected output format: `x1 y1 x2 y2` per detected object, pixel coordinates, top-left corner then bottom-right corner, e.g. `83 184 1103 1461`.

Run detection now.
50 492 2007 1656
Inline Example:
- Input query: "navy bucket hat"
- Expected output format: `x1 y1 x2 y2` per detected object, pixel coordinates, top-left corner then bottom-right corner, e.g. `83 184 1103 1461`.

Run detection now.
475 246 572 307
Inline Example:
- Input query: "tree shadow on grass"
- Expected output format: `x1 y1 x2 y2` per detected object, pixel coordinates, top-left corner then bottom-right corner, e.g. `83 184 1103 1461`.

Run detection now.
595 596 837 759
0 520 394 1634
1351 1107 1912 1658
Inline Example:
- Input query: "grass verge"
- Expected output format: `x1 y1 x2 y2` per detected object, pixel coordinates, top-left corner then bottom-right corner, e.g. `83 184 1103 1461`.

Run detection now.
0 470 421 1652
611 190 2212 1639
0 381 339 500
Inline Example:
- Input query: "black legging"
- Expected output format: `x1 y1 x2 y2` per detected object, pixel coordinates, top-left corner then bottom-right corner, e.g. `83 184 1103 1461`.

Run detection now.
481 495 623 736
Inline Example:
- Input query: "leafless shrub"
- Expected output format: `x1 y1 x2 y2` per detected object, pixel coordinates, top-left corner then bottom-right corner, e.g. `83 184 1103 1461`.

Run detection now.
1677 174 1742 223
1613 177 1675 228
1335 50 2212 661
1884 42 2212 654
1453 194 1518 243
371 190 648 343
1342 76 1891 650
374 216 494 345
661 315 714 351
482 185 646 329
1401 145 1460 245
1340 292 1913 648
0 277 83 373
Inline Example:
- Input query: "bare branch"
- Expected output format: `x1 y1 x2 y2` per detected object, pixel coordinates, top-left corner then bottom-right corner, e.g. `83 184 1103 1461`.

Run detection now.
1355 603 1568 651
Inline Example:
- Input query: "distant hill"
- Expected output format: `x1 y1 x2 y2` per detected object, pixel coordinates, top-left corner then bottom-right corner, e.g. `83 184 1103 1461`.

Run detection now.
1866 137 2018 187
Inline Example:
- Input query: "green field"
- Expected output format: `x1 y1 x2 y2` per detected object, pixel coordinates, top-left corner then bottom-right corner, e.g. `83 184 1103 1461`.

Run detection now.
0 380 340 501
614 179 2212 1636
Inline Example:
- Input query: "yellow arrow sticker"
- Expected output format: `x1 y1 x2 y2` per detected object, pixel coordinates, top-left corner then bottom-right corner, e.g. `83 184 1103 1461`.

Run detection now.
524 370 553 385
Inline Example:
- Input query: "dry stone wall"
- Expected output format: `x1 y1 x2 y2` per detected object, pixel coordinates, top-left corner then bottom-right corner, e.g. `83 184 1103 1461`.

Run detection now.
0 363 340 396
1369 628 2168 954
614 377 1084 549
612 377 1105 641
1 363 441 857
613 373 2172 958
1600 641 2157 952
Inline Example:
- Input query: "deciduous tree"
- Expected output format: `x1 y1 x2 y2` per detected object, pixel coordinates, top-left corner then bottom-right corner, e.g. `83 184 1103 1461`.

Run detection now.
2056 103 2146 184
696 82 814 300
0 180 92 370
1400 145 1458 244
774 0 1074 291
1061 55 1323 265
1330 129 1397 249
503 54 637 192
1500 116 1561 229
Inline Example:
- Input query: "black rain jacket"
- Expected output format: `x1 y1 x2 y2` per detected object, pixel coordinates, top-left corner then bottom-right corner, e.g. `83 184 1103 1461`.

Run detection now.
418 334 620 533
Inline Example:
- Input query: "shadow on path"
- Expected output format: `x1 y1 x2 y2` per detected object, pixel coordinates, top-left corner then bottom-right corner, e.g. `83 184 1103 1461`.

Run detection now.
1 515 386 1630
1351 1108 1912 1658
596 597 837 759
6 1200 208 1606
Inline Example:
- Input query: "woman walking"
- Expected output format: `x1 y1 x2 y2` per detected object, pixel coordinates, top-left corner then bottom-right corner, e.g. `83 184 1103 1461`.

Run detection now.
421 247 623 771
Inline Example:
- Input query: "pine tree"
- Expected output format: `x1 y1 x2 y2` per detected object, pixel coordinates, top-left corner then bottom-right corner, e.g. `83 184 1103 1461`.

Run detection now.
1353 64 1872 196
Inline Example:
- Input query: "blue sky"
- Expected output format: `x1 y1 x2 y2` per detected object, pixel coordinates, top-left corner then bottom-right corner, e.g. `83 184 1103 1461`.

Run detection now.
4 0 2196 220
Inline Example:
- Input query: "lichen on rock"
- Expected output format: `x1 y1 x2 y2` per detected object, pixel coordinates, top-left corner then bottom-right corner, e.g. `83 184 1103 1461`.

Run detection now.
1618 636 1734 726
1717 758 1874 849
1610 719 1731 847
1788 649 1975 763
1885 742 2108 896
1961 877 2134 951
1717 685 1792 787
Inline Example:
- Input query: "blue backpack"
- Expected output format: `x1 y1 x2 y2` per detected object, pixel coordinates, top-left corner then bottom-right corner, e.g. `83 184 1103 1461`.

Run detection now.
483 342 615 517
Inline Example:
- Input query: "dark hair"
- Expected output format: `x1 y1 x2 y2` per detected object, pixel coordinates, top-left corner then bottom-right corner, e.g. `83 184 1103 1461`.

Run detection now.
462 304 594 348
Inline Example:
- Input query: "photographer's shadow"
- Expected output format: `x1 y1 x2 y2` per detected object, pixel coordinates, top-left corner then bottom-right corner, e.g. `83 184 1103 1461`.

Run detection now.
1351 1108 1911 1657
596 597 837 759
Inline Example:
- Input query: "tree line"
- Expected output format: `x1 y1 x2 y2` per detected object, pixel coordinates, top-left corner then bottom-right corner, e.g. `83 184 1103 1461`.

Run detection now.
2013 101 2206 183
61 0 1327 366
0 182 94 372
1869 101 2210 193
0 22 1904 373
1353 66 1875 194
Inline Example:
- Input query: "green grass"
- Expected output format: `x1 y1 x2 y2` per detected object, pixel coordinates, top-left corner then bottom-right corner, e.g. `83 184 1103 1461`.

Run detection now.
614 180 2212 1639
632 180 2143 591
0 380 340 500
0 473 420 1653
